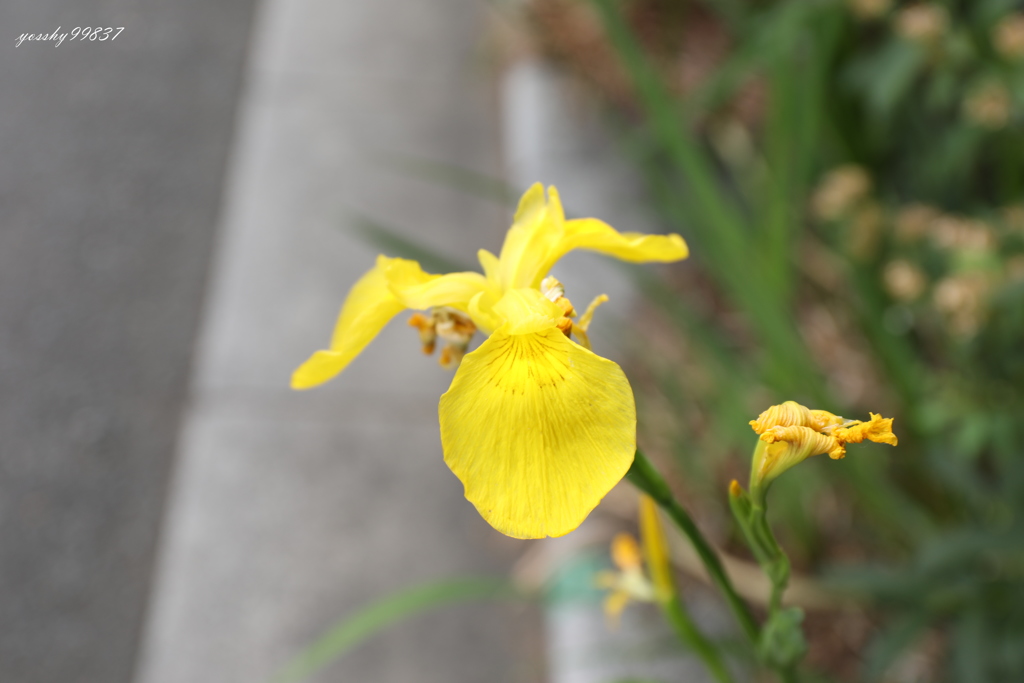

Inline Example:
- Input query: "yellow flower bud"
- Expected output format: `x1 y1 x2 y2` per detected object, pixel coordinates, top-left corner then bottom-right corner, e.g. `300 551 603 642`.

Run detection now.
811 165 872 221
847 0 891 21
963 82 1012 130
749 401 898 489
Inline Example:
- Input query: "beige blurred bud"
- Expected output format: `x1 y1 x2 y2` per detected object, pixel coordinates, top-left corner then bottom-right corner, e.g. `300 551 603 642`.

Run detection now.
848 0 891 21
931 216 995 251
896 4 948 43
895 204 939 243
1007 255 1024 281
812 165 872 221
933 275 988 336
884 260 927 301
1002 205 1024 233
994 14 1024 60
963 82 1012 130
849 203 885 260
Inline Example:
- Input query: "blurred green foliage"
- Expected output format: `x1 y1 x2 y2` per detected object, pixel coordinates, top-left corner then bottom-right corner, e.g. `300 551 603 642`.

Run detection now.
573 0 1024 679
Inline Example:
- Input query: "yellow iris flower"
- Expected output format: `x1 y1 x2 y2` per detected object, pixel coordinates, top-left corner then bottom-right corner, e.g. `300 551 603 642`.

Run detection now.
291 184 688 539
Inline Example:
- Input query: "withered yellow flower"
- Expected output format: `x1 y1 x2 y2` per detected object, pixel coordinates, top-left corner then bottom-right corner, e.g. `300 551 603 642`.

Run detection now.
596 494 674 626
749 401 898 487
595 532 654 626
292 184 688 538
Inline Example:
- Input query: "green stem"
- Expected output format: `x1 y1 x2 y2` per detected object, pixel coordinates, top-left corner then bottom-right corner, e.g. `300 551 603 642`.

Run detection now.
659 596 735 683
627 450 760 644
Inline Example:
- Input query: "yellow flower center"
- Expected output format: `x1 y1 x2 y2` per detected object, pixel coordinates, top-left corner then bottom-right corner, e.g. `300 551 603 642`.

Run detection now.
541 276 576 337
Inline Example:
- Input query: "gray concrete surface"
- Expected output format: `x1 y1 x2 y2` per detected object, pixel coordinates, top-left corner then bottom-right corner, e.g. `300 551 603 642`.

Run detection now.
133 0 541 682
0 0 257 681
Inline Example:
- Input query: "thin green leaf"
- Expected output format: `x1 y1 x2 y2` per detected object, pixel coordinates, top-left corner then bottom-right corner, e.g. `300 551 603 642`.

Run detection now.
271 577 526 683
375 152 517 206
349 213 473 274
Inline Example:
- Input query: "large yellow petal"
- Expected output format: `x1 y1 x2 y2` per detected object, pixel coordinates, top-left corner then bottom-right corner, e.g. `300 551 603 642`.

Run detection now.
438 327 636 539
535 218 689 278
291 257 406 389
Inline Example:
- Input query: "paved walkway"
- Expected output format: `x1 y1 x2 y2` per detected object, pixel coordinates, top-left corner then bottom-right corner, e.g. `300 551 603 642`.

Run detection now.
134 1 539 682
1 0 255 680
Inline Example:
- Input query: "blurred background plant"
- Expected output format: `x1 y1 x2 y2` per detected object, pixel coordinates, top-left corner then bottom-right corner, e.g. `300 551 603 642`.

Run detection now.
512 0 1024 680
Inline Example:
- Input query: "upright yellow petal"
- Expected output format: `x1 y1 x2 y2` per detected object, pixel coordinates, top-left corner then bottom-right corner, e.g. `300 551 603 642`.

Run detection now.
497 184 566 289
438 327 636 539
477 249 502 288
291 256 406 389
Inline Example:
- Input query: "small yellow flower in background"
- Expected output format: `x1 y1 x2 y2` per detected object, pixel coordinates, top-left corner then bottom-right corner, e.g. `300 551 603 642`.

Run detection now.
847 0 891 21
895 204 939 243
963 82 1012 130
596 494 675 627
994 14 1024 61
895 4 947 44
884 260 927 302
1003 205 1024 234
931 216 995 252
749 401 898 488
292 184 688 539
933 274 990 337
810 165 872 222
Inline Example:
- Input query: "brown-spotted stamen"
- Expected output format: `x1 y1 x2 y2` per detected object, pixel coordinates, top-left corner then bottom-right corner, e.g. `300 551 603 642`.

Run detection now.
408 307 476 369
407 312 437 354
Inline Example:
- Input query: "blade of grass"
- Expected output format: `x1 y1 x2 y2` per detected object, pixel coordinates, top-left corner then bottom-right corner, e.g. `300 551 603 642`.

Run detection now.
374 151 518 207
349 213 473 274
271 577 525 683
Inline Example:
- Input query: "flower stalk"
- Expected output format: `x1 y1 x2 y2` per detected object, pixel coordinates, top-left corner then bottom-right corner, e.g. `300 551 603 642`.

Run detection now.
626 450 760 644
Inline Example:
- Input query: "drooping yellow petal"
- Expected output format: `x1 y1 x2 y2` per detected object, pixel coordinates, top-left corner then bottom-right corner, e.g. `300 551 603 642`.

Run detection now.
533 218 689 281
291 257 407 389
382 257 489 311
438 327 636 539
291 255 488 389
833 413 898 447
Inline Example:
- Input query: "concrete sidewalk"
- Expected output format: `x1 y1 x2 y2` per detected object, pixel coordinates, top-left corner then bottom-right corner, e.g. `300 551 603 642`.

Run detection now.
134 1 540 682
